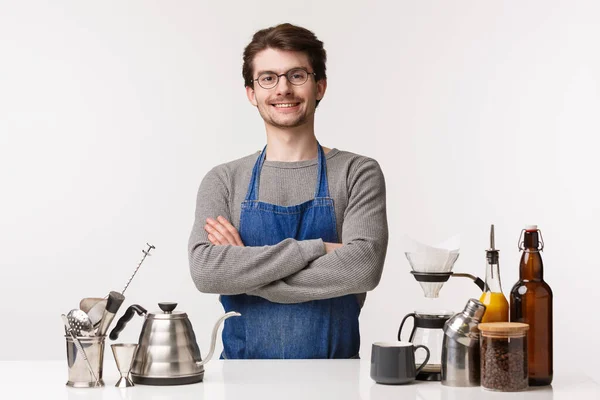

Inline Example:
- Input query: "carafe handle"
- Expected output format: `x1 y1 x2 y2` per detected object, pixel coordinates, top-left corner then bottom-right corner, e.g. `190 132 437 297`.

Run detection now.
398 313 415 341
414 344 430 375
109 304 147 340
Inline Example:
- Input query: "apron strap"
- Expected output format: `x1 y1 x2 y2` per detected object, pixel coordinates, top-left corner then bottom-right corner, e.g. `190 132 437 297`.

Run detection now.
244 142 330 201
244 145 267 201
314 142 331 198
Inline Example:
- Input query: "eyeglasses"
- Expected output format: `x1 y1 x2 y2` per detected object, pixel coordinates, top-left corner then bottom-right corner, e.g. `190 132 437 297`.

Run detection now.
251 68 317 89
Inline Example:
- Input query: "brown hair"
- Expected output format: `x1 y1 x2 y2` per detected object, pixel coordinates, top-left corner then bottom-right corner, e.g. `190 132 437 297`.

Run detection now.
242 23 327 105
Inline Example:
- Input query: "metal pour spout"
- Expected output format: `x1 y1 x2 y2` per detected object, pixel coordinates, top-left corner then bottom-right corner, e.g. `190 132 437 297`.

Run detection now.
486 224 499 267
197 311 241 367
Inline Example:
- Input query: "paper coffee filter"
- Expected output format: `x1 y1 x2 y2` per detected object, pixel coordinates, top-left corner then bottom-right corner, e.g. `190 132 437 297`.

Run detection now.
435 235 460 252
405 251 449 272
403 234 460 253
403 235 461 273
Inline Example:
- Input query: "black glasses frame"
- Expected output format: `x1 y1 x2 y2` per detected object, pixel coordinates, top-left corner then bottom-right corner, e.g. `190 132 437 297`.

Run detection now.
251 68 317 89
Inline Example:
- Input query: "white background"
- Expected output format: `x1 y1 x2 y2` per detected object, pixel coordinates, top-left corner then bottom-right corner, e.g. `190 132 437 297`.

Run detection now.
1 0 598 382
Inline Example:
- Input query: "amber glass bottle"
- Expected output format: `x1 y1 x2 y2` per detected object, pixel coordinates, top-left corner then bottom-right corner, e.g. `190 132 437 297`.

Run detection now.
509 225 553 386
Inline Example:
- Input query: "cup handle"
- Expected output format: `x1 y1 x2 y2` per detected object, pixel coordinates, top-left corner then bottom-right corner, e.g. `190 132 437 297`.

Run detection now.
413 345 430 375
398 313 415 341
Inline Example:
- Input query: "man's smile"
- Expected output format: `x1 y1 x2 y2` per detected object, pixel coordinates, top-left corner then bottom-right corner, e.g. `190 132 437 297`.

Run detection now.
272 103 300 108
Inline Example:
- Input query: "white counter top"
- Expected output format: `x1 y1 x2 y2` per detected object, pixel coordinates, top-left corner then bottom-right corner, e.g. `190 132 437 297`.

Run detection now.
2 360 598 400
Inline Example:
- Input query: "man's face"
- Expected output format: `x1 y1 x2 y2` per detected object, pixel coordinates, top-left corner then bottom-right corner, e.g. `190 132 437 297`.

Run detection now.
246 48 326 129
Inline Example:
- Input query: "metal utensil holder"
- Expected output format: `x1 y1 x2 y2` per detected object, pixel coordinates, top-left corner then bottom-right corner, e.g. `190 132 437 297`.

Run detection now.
65 335 106 388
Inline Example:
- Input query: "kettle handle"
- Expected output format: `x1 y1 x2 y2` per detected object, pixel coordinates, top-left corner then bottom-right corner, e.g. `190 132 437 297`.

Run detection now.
109 304 147 340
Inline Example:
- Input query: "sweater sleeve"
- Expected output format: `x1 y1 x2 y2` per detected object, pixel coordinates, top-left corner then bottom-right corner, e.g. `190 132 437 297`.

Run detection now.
247 158 388 303
188 167 326 295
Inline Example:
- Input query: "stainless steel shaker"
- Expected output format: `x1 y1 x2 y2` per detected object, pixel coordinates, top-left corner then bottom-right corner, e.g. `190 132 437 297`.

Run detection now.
441 298 486 387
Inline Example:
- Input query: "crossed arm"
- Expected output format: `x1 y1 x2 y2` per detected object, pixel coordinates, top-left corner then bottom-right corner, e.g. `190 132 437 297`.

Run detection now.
188 159 388 303
204 216 342 254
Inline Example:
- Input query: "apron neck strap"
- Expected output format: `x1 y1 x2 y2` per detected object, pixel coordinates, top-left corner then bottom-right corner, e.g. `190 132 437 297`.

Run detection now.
245 145 267 201
244 142 330 202
314 143 330 198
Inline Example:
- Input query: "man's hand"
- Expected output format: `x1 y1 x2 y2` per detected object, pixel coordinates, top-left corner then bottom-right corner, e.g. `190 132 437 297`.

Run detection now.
324 242 343 253
204 216 245 246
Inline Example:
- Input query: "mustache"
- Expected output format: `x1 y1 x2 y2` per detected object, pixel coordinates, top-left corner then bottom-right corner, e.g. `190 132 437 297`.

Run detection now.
269 97 302 103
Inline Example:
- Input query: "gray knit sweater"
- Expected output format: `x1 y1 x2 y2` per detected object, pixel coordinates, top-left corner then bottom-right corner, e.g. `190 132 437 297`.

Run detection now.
188 148 388 306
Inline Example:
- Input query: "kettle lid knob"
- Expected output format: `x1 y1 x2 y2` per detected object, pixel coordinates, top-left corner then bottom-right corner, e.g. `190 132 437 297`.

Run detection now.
158 302 178 313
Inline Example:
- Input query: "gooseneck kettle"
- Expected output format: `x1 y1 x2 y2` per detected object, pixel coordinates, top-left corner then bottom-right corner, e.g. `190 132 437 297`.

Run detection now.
110 302 240 385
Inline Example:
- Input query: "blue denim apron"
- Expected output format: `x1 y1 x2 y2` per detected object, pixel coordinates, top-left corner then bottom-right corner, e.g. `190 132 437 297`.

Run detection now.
220 143 360 359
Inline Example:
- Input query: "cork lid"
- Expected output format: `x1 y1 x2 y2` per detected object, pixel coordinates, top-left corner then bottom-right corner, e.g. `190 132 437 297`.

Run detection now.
478 322 529 336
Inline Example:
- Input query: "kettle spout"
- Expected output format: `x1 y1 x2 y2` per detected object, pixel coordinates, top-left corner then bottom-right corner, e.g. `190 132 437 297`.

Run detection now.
197 311 241 367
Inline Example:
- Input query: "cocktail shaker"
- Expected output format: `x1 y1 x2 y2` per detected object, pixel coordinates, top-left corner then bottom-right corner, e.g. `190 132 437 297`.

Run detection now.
441 298 486 387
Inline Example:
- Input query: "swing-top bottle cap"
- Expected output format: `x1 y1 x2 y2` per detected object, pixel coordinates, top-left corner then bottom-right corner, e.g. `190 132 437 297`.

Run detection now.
525 224 538 231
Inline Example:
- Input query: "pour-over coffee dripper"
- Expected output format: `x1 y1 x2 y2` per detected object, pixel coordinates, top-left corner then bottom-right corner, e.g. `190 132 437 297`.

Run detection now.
400 236 484 382
405 251 484 298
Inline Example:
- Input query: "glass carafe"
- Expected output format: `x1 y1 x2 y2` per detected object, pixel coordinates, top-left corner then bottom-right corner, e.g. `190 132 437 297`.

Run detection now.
398 310 454 381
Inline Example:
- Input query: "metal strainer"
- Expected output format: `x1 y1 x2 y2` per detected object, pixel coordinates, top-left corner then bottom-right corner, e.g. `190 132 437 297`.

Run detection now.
66 309 94 337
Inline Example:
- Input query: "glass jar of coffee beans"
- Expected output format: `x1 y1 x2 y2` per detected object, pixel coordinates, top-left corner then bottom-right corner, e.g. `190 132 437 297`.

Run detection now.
478 322 529 392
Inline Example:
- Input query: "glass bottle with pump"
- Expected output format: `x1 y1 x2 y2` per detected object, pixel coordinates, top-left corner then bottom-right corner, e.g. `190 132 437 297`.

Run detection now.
510 225 553 386
479 225 509 323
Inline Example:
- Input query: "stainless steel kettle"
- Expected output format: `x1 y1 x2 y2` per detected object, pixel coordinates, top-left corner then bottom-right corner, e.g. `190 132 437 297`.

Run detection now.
109 302 240 385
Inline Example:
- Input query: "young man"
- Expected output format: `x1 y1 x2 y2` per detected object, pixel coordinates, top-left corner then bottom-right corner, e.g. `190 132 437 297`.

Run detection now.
188 23 388 359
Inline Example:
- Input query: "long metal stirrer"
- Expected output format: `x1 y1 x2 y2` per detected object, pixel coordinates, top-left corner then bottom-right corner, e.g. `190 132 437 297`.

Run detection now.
121 243 155 295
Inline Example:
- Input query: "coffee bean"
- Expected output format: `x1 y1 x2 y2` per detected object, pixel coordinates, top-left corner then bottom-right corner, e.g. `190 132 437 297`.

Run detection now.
481 336 528 391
